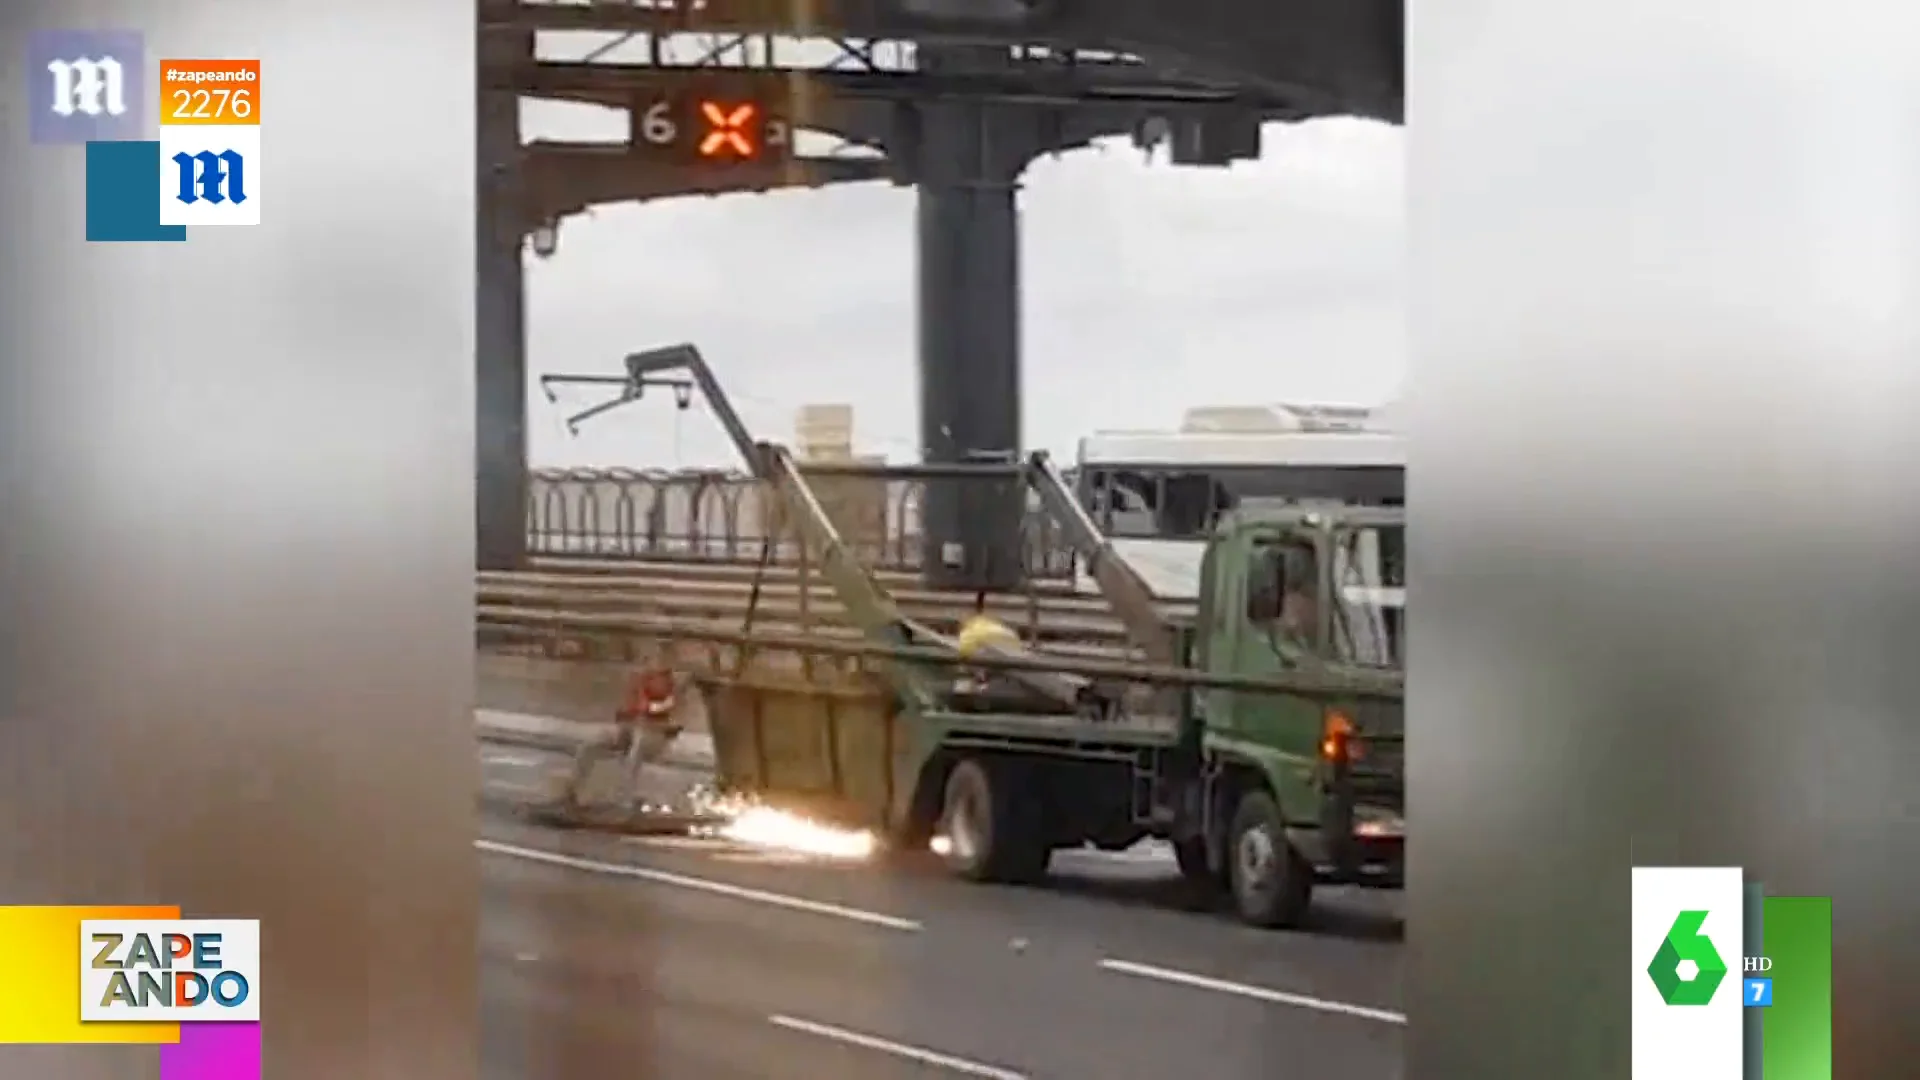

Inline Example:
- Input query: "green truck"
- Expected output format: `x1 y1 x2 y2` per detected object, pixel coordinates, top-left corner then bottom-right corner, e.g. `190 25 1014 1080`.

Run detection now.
700 499 1402 927
538 344 1406 928
954 502 1400 914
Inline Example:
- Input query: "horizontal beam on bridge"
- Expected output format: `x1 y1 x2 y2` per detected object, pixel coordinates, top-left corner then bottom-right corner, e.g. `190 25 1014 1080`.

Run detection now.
497 60 1281 111
490 0 1400 121
521 141 889 221
493 0 1061 41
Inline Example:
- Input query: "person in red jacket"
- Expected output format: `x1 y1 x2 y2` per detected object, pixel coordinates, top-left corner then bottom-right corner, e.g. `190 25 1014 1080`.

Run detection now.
559 665 680 813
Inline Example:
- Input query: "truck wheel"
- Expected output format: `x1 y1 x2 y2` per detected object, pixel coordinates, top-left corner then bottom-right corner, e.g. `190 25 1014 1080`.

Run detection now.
939 757 1049 884
1226 790 1313 928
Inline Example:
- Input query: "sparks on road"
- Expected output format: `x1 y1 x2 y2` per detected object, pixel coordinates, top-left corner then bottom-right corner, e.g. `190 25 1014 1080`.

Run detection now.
689 788 879 861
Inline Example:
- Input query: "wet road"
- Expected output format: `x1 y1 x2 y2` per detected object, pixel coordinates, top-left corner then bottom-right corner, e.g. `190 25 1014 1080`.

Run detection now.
478 745 1404 1079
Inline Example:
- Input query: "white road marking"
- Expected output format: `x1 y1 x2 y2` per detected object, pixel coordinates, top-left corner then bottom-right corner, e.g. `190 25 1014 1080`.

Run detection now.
1098 958 1406 1025
767 1014 1028 1080
474 838 922 932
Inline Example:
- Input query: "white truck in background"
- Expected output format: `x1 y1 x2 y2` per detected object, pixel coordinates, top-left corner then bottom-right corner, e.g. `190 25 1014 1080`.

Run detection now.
1070 401 1404 599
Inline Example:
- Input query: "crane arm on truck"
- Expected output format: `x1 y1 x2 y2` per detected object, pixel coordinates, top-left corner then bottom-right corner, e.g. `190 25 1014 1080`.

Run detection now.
1018 449 1179 667
758 447 1104 712
615 343 763 470
613 345 940 653
560 343 1103 713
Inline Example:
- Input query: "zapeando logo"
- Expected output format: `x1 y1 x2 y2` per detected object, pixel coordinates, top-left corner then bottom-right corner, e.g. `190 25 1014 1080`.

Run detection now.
1647 910 1729 1005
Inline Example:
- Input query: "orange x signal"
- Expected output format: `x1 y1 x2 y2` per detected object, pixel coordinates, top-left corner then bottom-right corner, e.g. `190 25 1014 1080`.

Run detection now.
698 101 758 158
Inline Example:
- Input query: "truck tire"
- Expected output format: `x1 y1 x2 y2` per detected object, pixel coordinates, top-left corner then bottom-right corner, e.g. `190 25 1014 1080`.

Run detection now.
1226 789 1313 928
939 757 1049 884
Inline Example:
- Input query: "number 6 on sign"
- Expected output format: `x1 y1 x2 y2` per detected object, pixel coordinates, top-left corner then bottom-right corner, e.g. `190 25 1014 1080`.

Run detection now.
157 57 262 227
638 100 676 145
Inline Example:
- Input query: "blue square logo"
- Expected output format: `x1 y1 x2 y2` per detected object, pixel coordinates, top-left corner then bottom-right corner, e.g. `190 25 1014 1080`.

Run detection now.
1743 977 1773 1007
26 29 145 145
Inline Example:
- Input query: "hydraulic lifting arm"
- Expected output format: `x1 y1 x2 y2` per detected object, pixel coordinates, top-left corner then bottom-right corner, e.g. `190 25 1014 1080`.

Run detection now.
583 344 938 648
548 343 1116 712
1019 450 1179 668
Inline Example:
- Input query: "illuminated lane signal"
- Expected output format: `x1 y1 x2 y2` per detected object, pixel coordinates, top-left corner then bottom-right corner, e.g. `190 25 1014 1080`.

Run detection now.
698 100 757 158
629 91 789 165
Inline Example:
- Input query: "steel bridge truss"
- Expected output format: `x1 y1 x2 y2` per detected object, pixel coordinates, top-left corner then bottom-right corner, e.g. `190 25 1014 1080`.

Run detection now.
499 28 1292 227
489 0 1401 121
509 30 1288 114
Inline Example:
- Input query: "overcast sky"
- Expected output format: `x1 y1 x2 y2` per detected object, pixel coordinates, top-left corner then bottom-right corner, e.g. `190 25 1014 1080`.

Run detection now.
521 45 1404 469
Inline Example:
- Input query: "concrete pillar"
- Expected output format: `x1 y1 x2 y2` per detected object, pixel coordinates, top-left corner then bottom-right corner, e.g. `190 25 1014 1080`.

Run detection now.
475 23 530 572
910 48 1045 591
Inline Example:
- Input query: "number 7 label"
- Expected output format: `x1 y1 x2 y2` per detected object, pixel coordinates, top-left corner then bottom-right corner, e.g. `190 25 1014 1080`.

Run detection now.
1744 977 1773 1007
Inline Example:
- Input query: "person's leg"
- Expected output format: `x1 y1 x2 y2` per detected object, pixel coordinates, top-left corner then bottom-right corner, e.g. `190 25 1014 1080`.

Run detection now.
557 744 596 809
560 729 624 809
617 725 652 811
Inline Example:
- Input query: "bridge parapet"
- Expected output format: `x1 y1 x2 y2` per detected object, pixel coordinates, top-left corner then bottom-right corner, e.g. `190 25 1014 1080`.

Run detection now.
526 467 1074 577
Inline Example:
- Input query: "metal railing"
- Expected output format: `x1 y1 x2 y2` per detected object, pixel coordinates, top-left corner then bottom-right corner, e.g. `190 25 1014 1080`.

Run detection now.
525 467 1078 578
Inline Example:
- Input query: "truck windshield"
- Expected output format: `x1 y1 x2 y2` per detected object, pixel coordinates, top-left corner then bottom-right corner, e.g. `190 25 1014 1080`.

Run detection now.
1330 525 1405 667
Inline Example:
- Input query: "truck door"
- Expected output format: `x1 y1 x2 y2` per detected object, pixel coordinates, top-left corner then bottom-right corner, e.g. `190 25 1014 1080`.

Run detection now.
1203 534 1326 766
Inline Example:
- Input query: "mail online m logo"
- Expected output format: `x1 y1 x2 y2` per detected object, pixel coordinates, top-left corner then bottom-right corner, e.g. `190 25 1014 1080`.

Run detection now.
173 150 247 207
46 57 126 117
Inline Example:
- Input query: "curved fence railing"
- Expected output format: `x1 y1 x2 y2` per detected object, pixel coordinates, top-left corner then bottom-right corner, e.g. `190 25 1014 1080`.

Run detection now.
526 468 1077 579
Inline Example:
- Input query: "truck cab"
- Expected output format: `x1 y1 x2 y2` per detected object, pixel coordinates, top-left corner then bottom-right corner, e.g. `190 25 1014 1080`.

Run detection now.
1184 505 1405 925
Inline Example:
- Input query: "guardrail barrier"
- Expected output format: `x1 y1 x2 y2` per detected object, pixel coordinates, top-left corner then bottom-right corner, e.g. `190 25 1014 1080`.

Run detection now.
526 467 1076 578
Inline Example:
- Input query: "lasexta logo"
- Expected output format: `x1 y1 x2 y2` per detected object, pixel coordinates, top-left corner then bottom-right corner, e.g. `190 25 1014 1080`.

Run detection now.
1646 910 1728 1005
173 149 247 206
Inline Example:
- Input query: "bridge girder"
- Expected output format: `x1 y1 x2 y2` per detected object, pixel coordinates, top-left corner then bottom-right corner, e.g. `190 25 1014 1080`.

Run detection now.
496 0 1401 120
496 0 1076 44
501 40 1275 220
520 142 891 224
501 59 1287 112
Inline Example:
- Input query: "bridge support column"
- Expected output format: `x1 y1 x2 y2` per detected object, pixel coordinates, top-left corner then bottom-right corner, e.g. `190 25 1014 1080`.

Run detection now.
475 21 531 571
910 49 1052 592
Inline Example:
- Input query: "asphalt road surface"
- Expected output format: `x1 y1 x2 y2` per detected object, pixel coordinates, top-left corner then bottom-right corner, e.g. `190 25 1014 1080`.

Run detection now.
479 744 1404 1080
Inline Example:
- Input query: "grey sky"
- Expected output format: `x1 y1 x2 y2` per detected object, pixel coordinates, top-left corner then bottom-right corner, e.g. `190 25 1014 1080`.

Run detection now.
522 69 1403 469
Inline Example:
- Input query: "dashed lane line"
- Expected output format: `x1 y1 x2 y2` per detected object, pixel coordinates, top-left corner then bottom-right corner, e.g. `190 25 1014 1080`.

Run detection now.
1098 957 1406 1025
767 1014 1029 1079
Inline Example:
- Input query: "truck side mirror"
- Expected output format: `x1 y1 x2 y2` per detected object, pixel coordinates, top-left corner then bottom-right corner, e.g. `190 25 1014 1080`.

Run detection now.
1245 550 1285 621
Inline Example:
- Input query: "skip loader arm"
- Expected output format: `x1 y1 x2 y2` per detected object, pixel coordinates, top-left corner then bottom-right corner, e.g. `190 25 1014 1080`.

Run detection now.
1020 449 1179 668
619 344 1096 709
620 345 931 648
